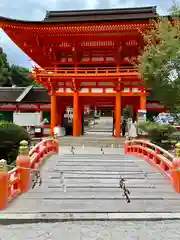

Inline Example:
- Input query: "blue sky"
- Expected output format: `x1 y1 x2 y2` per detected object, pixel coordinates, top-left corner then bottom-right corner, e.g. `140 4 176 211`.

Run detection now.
0 0 179 68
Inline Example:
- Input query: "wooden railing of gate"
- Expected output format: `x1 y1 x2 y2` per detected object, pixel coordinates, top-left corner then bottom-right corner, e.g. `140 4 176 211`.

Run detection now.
33 66 139 77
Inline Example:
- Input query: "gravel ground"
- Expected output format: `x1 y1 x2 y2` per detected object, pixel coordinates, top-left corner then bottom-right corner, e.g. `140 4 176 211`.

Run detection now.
0 221 179 240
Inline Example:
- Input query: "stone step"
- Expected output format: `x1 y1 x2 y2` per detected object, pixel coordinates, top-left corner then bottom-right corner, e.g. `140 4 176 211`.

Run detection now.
20 191 180 200
5 198 180 213
59 141 125 145
3 146 180 217
59 137 125 146
59 137 124 141
60 143 124 147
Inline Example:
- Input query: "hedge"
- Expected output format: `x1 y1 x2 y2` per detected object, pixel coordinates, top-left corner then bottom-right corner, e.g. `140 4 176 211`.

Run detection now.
138 121 176 150
0 121 31 165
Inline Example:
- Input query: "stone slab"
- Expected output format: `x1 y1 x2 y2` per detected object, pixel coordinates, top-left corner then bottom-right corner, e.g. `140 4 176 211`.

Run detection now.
48 174 146 179
54 166 141 171
47 170 145 174
57 156 132 160
20 191 180 199
1 213 180 224
45 183 155 188
30 188 175 194
43 178 151 185
56 163 139 167
3 199 180 213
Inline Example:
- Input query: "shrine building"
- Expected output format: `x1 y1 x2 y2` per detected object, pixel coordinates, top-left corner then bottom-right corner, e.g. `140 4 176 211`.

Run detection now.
0 7 162 137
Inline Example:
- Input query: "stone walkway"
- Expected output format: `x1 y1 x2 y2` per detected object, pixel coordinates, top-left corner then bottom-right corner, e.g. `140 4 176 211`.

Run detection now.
1 146 180 221
85 117 113 135
0 221 180 240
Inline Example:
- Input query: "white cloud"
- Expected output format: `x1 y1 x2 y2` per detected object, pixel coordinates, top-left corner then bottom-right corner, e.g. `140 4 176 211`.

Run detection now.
86 0 98 9
0 0 179 68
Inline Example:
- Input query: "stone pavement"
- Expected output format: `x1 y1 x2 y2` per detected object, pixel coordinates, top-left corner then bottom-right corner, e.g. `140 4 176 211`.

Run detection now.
1 146 180 222
0 220 180 240
85 117 113 135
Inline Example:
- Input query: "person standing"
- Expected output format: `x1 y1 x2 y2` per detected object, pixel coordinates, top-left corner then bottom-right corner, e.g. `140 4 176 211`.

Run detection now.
128 120 137 139
121 120 127 137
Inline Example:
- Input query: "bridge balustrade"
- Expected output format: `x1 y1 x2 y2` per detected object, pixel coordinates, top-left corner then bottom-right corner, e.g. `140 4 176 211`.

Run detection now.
1 138 180 211
0 138 59 210
125 139 180 193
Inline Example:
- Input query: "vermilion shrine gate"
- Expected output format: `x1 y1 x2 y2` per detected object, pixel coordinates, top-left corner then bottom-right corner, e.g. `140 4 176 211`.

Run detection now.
0 7 157 137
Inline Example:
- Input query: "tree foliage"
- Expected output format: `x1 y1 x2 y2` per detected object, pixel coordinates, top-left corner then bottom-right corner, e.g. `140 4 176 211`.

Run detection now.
0 48 12 86
138 1 180 111
138 121 176 150
10 64 37 87
0 121 31 165
0 47 39 87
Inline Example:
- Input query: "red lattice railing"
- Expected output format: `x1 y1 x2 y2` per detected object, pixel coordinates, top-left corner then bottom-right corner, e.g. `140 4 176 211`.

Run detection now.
6 138 58 206
124 140 180 193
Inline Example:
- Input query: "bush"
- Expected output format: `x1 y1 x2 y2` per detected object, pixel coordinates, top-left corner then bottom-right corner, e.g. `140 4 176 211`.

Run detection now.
138 121 176 150
0 121 31 165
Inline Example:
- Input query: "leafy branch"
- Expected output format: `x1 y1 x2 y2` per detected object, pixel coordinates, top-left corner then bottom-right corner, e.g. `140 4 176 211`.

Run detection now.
137 1 180 111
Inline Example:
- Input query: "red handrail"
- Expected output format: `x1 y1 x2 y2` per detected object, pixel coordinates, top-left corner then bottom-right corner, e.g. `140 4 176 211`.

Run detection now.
7 138 58 203
124 139 180 193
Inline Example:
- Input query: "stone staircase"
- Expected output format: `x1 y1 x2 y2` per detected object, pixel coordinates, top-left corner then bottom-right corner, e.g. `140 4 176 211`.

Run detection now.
3 146 180 218
59 135 125 147
59 116 124 147
85 116 113 134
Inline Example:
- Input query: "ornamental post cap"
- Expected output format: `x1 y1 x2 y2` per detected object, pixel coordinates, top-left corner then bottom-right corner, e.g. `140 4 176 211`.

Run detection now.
176 142 180 148
0 159 8 172
20 140 28 146
19 140 29 155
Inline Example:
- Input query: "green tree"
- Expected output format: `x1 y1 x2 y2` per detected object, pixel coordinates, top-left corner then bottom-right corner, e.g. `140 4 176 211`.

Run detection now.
0 47 40 87
0 47 12 86
170 0 180 16
10 65 37 87
138 1 180 111
31 79 41 87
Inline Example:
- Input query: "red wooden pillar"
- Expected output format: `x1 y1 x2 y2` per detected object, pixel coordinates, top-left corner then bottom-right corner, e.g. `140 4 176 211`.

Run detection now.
73 91 79 136
140 94 146 110
115 91 121 137
50 94 57 136
78 102 83 136
57 105 65 127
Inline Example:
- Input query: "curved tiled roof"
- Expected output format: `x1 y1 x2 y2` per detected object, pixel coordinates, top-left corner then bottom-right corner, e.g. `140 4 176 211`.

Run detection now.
0 6 158 25
0 87 49 103
22 88 50 103
0 86 155 103
0 87 25 102
44 6 157 22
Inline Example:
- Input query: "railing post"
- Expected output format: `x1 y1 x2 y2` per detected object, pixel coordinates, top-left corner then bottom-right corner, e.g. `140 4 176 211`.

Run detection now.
0 159 8 209
54 138 59 153
124 140 128 154
172 158 180 193
50 138 58 153
172 143 180 192
155 148 161 155
175 142 180 158
16 140 31 193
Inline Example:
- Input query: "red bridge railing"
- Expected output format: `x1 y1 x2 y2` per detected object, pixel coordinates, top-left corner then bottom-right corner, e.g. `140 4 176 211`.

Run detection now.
0 138 58 210
124 140 180 193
